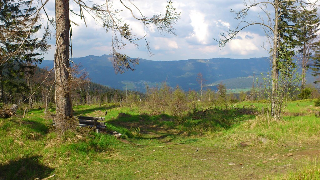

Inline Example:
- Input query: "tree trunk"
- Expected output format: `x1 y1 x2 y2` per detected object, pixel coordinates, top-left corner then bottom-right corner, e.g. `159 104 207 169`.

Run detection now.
54 0 73 132
301 42 307 89
43 87 50 114
271 0 280 120
26 76 33 109
200 79 203 101
0 76 4 105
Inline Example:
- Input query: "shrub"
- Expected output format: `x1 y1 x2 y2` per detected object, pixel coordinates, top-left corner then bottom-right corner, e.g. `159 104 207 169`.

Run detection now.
169 86 188 118
315 98 320 107
299 88 312 100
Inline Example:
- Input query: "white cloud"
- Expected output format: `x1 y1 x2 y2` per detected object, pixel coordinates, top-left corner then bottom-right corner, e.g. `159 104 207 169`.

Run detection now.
189 10 209 44
153 37 179 50
92 45 113 52
41 0 274 61
198 45 219 54
229 39 258 55
126 20 147 37
217 20 230 29
226 32 268 56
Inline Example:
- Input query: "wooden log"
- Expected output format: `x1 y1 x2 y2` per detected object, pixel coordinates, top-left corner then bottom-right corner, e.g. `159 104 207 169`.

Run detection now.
0 104 18 118
78 116 105 121
52 115 106 132
78 119 96 125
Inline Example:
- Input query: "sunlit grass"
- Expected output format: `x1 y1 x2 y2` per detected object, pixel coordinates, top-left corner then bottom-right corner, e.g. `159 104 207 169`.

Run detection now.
2 100 320 179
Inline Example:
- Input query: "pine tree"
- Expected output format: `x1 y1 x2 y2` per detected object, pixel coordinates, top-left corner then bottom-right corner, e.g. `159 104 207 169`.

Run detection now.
0 0 49 104
294 3 320 88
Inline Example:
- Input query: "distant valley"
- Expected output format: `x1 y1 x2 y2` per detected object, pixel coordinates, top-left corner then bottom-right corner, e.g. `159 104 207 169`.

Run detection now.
39 55 315 92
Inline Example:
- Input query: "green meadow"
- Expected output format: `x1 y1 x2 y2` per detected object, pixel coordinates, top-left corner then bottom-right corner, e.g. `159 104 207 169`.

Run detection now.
1 100 320 179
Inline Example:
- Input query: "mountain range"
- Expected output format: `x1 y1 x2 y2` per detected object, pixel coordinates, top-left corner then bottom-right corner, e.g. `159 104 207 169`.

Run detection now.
39 55 315 92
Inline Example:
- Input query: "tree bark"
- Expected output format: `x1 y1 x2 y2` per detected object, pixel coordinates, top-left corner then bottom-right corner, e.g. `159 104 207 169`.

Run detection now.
301 42 307 89
54 0 73 132
271 0 280 120
0 75 4 105
26 76 33 109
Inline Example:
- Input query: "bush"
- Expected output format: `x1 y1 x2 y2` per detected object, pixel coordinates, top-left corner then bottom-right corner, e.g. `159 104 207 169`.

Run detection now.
299 88 312 100
169 86 188 118
315 98 320 107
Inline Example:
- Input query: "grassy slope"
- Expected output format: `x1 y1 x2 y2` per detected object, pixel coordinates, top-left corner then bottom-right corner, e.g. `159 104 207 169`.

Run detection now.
1 100 320 179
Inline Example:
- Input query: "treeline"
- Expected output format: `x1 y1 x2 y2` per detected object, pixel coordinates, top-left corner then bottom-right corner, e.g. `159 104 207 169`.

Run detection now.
0 65 143 110
120 82 320 117
2 62 319 116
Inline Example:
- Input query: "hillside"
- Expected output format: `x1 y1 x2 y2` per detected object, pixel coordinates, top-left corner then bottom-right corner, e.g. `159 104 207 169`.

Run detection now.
39 55 315 92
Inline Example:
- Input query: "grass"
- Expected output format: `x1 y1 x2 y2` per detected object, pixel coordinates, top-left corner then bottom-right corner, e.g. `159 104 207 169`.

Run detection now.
1 100 320 179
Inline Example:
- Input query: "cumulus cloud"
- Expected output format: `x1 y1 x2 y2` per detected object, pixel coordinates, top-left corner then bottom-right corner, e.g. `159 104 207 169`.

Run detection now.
217 20 230 29
198 45 219 54
189 10 209 44
225 32 269 57
41 0 274 61
154 37 179 50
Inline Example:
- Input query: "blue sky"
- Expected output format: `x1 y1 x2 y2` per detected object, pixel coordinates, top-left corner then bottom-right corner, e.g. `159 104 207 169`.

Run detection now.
40 0 298 61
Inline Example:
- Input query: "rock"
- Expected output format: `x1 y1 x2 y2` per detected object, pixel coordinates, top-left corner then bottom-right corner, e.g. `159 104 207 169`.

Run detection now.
260 137 268 144
287 153 293 157
240 141 252 147
113 131 122 138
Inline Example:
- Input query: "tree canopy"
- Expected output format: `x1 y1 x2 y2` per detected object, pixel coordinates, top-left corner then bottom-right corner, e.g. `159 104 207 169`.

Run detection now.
0 0 49 104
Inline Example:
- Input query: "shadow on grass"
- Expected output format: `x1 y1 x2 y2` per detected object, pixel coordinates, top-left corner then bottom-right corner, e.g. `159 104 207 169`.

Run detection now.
11 119 49 136
106 107 257 139
187 107 257 130
0 155 54 180
74 104 119 116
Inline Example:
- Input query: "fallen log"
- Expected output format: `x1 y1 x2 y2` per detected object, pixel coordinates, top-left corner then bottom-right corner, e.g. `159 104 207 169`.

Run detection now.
78 116 106 133
78 116 105 121
52 115 106 133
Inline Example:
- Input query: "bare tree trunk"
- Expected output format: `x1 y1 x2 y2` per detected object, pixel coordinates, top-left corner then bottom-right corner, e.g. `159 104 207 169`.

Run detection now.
271 0 280 120
86 91 90 104
301 42 307 89
54 0 73 132
26 76 33 109
43 88 49 114
200 79 203 100
0 75 5 105
0 68 6 105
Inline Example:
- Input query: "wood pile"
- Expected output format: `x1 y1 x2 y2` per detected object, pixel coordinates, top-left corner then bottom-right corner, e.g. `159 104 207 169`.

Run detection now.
52 115 106 133
78 116 106 132
0 104 18 118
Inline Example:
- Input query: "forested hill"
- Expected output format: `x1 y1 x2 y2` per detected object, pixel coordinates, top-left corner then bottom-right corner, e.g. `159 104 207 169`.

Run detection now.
39 55 313 92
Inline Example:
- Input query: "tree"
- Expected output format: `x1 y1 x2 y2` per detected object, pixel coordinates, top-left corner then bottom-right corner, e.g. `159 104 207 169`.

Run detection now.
30 67 55 113
294 2 320 89
53 0 180 132
54 0 72 132
196 72 206 100
216 83 227 109
0 0 49 104
170 86 187 118
219 0 299 119
312 40 320 81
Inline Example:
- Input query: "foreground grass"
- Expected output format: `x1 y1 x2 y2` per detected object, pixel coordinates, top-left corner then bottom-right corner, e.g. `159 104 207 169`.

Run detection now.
1 100 320 179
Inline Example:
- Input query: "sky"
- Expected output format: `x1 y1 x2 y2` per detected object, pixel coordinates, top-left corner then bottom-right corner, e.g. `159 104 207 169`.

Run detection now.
39 0 284 61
